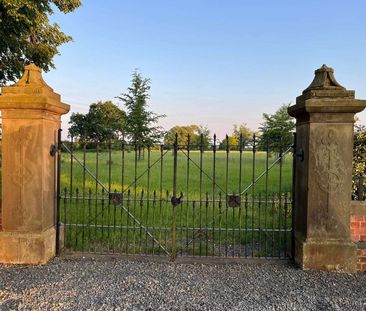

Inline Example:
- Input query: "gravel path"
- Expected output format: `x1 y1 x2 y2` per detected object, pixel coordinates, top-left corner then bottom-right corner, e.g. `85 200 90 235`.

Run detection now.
0 256 365 310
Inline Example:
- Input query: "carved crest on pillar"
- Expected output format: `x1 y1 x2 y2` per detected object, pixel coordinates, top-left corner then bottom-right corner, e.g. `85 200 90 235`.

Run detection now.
314 128 345 194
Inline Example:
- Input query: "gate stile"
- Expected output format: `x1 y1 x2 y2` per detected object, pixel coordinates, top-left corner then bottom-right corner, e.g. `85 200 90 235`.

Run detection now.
57 131 295 260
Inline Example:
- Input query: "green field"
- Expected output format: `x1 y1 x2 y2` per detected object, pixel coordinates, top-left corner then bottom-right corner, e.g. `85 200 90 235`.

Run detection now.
59 147 294 258
60 148 294 197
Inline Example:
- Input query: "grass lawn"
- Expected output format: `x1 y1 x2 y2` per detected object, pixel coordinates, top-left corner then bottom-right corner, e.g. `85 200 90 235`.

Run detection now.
60 148 294 198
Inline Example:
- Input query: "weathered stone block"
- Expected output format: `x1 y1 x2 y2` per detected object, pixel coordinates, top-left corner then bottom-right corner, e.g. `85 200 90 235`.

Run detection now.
289 65 366 273
0 64 69 265
0 227 56 264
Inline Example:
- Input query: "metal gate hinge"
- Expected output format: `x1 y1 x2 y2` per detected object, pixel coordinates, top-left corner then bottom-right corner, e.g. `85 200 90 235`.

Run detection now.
297 148 304 162
50 144 57 157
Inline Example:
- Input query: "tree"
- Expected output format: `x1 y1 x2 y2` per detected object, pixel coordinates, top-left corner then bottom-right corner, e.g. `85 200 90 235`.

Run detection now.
68 101 126 142
218 124 253 150
259 104 295 152
218 135 238 150
117 71 165 148
0 0 81 84
353 124 366 199
233 123 253 143
164 125 211 149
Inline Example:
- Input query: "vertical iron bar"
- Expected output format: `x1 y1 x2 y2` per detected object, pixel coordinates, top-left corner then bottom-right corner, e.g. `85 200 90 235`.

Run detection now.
271 193 275 257
238 133 243 258
145 146 151 255
107 187 111 253
265 137 269 258
152 190 157 255
199 133 204 257
212 134 216 256
63 188 67 250
358 176 364 201
139 189 144 254
70 136 74 196
291 132 297 259
69 137 74 246
225 134 229 257
218 192 222 256
56 129 62 255
165 190 169 254
244 193 248 257
108 142 112 194
180 191 183 256
94 143 99 253
113 189 117 253
205 192 209 256
186 135 190 257
126 189 131 254
232 194 235 258
75 188 79 248
81 143 86 252
133 143 138 254
278 138 283 258
171 133 178 260
108 142 112 252
258 192 261 257
251 134 256 257
121 141 125 251
284 192 288 258
88 189 92 253
101 187 105 253
159 145 164 254
192 200 196 256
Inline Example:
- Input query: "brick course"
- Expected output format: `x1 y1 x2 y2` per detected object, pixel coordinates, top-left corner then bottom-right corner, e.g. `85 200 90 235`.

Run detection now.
351 215 366 271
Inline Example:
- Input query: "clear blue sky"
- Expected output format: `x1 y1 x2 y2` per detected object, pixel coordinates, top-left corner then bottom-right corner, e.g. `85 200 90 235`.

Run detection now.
45 0 366 139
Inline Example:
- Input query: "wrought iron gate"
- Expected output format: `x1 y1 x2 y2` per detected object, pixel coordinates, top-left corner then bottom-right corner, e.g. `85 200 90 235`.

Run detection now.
57 130 295 260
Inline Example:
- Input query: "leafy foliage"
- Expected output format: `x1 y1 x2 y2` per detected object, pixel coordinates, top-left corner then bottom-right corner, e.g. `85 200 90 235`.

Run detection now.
353 124 366 199
219 124 253 150
117 71 165 147
0 0 81 84
259 104 295 151
164 125 211 149
68 101 126 142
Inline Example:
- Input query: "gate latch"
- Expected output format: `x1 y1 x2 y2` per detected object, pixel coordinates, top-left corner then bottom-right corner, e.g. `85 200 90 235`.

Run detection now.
171 194 183 206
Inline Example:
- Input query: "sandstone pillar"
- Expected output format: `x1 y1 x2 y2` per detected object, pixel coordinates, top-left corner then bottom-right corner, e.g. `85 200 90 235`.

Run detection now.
288 65 366 272
0 64 69 264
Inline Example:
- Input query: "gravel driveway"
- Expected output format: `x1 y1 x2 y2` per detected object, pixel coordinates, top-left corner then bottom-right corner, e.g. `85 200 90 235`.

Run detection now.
0 256 365 310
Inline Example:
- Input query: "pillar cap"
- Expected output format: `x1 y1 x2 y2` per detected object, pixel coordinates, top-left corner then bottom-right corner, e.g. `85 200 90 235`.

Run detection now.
288 65 366 118
0 64 70 115
300 64 354 100
303 64 345 92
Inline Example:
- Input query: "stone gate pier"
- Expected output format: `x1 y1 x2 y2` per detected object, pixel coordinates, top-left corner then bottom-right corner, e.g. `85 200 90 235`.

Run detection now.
289 65 366 272
0 64 69 264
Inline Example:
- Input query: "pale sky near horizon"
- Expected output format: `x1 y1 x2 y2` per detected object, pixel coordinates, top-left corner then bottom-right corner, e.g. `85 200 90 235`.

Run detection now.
44 0 366 140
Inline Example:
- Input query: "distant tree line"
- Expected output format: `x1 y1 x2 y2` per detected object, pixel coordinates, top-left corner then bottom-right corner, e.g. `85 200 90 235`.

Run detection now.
69 76 296 154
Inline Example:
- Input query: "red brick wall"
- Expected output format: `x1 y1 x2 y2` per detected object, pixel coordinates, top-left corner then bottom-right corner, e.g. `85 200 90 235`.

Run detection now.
351 215 366 242
356 248 366 271
351 214 366 271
